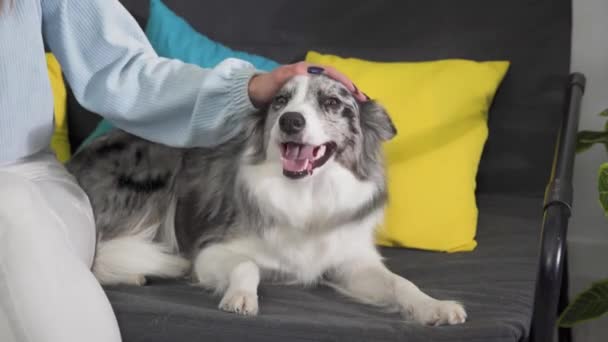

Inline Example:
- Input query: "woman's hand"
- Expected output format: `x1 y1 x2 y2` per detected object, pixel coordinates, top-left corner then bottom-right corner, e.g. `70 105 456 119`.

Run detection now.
247 62 368 108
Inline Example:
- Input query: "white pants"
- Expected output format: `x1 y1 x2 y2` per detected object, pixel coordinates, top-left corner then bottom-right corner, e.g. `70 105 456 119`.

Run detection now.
0 151 121 342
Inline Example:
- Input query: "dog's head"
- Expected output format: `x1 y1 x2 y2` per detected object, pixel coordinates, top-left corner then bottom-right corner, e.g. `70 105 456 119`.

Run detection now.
261 74 396 180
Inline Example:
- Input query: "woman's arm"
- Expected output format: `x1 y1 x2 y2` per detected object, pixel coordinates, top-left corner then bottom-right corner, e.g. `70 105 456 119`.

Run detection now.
41 0 258 147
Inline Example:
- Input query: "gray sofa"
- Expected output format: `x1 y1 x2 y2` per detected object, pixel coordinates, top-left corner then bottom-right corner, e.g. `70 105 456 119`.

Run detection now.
63 1 583 341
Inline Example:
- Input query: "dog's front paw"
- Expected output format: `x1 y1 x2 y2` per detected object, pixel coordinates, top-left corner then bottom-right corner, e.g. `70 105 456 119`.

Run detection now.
219 289 259 316
128 274 147 286
411 300 467 326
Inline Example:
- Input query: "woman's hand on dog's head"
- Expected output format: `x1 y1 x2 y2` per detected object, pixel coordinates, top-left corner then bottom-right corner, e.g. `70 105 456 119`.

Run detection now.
248 62 368 108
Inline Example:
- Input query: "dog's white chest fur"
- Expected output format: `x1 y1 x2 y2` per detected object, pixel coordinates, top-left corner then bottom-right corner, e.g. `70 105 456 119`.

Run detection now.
241 155 378 228
235 160 382 283
259 211 383 284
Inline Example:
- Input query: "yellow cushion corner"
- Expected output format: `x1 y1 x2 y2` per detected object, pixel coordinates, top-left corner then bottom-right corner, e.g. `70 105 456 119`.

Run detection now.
305 51 509 253
45 52 71 163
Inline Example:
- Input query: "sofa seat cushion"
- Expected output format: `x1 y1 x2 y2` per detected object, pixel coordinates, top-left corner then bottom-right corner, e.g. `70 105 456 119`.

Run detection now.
104 194 542 342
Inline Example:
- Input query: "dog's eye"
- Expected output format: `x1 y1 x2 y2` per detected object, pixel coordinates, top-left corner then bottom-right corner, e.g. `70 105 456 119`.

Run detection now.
273 95 288 106
323 97 341 108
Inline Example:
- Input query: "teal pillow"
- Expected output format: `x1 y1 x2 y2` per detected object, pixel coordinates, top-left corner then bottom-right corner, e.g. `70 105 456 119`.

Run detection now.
78 119 115 151
77 0 280 152
146 0 280 70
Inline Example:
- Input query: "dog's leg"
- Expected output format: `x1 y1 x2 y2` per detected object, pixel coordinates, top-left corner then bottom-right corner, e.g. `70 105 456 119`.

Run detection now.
194 244 260 315
328 259 466 326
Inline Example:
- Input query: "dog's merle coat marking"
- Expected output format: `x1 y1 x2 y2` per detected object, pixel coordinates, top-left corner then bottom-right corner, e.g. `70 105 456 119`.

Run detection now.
67 75 467 326
95 141 126 155
117 173 170 193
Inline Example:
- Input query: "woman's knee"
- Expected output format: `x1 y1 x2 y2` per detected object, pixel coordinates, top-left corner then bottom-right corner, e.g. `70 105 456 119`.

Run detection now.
1 172 96 266
0 173 39 217
0 174 64 236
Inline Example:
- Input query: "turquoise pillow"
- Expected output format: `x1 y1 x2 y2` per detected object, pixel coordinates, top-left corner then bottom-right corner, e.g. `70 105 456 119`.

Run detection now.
146 0 280 70
77 0 280 152
79 119 114 151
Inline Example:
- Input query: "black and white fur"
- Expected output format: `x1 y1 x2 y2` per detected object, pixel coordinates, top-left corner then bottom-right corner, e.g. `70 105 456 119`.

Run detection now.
68 74 466 325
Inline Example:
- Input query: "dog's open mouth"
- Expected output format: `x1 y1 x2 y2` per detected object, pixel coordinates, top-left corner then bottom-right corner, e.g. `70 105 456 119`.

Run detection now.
280 142 337 179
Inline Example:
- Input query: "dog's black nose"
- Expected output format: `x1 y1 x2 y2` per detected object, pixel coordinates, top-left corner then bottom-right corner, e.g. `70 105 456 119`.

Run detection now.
279 112 306 135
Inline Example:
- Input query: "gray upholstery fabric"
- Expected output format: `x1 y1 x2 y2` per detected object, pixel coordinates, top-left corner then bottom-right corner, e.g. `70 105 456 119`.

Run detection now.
104 194 542 342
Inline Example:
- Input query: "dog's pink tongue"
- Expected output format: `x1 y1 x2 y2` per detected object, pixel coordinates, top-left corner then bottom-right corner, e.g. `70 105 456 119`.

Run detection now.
298 145 315 159
284 143 300 160
283 159 308 172
282 144 315 173
283 144 315 160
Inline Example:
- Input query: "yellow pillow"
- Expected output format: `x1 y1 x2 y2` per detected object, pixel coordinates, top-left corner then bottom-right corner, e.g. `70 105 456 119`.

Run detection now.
45 53 71 163
306 51 509 252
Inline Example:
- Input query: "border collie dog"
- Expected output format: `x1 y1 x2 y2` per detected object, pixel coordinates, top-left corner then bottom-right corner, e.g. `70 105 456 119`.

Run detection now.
67 74 466 326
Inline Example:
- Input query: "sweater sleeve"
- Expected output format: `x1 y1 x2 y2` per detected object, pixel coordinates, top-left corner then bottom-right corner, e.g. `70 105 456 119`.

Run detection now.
41 0 259 148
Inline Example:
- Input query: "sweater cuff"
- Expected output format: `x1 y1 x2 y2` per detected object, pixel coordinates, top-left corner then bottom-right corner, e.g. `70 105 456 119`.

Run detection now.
189 62 262 147
227 66 260 116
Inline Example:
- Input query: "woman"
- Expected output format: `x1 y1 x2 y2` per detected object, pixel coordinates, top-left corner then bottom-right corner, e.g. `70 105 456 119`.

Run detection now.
0 1 366 341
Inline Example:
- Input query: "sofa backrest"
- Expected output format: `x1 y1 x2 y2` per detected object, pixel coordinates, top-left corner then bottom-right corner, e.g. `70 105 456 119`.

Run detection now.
69 0 572 197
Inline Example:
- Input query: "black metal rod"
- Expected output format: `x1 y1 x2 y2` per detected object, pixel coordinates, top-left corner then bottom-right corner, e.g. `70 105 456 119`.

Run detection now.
530 72 586 342
558 249 572 342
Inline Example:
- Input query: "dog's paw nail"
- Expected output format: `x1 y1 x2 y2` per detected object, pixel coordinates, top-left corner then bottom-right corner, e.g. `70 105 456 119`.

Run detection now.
219 290 259 316
412 300 467 326
128 274 147 286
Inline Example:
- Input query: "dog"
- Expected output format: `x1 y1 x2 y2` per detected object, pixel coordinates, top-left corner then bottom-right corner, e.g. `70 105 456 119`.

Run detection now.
67 74 466 326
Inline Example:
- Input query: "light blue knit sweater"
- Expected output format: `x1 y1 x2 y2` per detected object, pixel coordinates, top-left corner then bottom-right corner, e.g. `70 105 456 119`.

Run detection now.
0 0 258 165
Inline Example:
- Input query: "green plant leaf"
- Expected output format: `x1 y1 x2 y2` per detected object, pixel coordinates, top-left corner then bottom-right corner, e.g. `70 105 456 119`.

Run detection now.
599 108 608 117
599 163 608 216
576 141 593 153
577 131 608 153
559 279 608 327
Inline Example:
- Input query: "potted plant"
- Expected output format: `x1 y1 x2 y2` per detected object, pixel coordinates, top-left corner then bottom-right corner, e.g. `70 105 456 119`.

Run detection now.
558 109 608 327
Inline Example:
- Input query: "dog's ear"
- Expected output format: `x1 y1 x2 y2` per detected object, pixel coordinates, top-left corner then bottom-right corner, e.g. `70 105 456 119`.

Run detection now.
359 100 397 141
